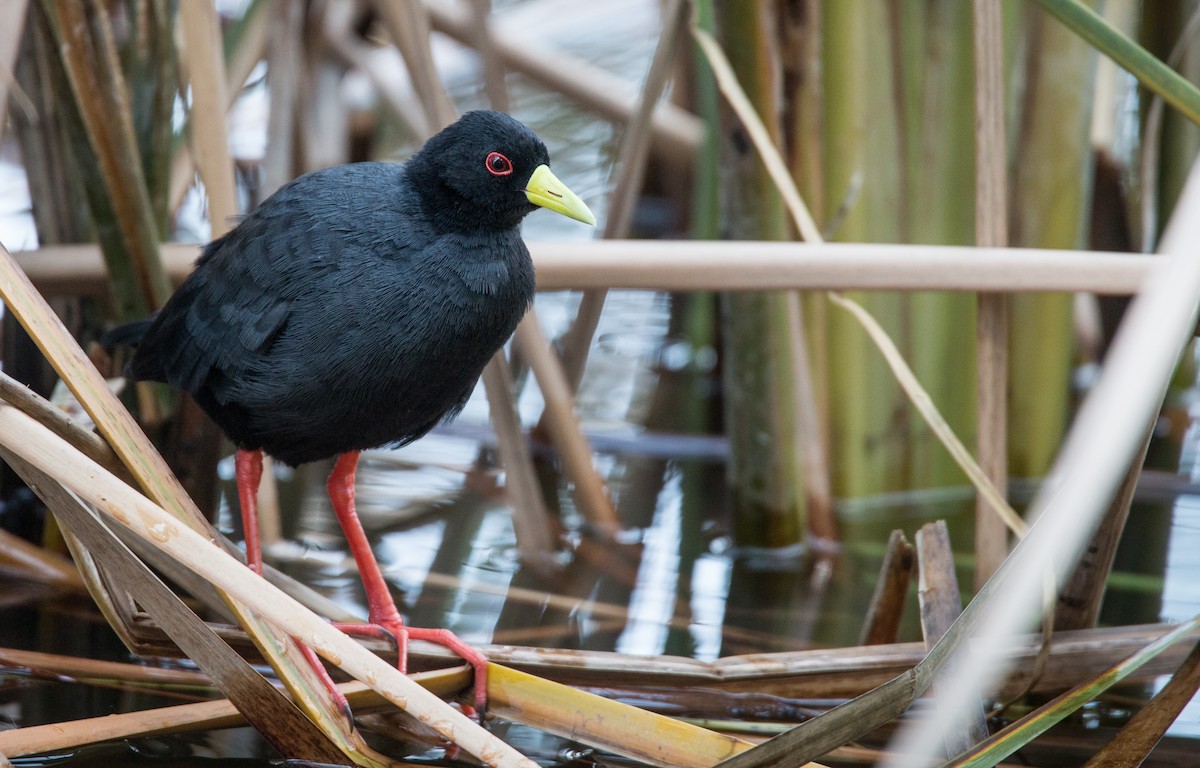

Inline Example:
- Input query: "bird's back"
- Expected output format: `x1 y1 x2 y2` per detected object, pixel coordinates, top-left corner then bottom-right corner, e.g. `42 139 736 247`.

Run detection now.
130 162 535 466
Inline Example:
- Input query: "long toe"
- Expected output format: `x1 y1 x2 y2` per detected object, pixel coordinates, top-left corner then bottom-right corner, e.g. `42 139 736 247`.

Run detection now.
333 619 487 715
296 640 353 720
403 626 488 716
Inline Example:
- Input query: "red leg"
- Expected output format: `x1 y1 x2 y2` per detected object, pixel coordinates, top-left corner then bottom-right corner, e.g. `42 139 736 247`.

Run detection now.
237 450 356 717
235 448 264 575
326 452 488 714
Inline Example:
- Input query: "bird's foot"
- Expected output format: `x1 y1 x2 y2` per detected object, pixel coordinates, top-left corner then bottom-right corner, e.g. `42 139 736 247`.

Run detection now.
334 617 488 717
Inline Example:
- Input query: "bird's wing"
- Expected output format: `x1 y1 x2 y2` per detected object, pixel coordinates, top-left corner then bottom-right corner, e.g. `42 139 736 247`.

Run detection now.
131 197 344 398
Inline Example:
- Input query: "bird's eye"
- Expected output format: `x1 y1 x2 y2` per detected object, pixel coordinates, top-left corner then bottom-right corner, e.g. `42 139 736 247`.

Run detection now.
485 151 514 176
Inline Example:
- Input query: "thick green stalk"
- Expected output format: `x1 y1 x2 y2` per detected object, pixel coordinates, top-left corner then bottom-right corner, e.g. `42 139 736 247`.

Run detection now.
715 3 805 547
822 1 978 498
822 0 901 498
1007 3 1100 478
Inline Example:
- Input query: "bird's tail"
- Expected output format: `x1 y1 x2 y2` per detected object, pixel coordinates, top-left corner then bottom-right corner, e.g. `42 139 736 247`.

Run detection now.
100 317 155 349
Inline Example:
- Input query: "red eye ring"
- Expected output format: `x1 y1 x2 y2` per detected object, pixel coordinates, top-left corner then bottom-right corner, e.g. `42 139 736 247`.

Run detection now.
485 151 514 176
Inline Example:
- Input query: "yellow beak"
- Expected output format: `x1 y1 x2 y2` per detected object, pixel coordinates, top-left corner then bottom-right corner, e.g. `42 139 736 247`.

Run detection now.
524 164 596 225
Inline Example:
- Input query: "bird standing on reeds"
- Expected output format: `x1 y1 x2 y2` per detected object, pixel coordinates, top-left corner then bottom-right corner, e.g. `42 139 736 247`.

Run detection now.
114 110 595 712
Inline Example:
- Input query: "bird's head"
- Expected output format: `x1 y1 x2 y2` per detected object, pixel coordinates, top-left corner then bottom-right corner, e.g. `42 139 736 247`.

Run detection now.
408 110 595 232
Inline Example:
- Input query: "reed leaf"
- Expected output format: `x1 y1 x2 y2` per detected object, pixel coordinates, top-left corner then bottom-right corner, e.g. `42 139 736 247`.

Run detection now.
43 0 172 315
1033 0 1200 126
943 616 1200 767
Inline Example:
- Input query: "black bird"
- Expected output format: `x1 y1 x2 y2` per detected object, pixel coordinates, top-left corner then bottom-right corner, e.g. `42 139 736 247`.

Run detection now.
120 110 594 712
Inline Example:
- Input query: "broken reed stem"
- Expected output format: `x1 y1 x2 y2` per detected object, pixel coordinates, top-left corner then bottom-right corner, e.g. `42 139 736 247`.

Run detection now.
916 521 988 756
0 528 84 591
859 530 914 646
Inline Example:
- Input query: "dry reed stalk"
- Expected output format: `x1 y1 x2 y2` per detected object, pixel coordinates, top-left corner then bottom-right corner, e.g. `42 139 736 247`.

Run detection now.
0 671 464 759
533 239 1161 291
972 0 1010 590
514 314 620 534
320 3 425 140
177 0 238 247
168 0 270 213
481 355 557 559
371 0 456 130
558 0 687 389
15 241 1161 296
425 0 702 168
0 647 211 687
0 0 28 131
484 623 1198 698
469 0 509 111
0 528 84 590
883 152 1200 768
261 0 304 198
0 404 538 768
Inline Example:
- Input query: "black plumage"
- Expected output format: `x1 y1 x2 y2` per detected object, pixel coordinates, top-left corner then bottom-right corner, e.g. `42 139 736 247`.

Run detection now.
128 110 580 466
